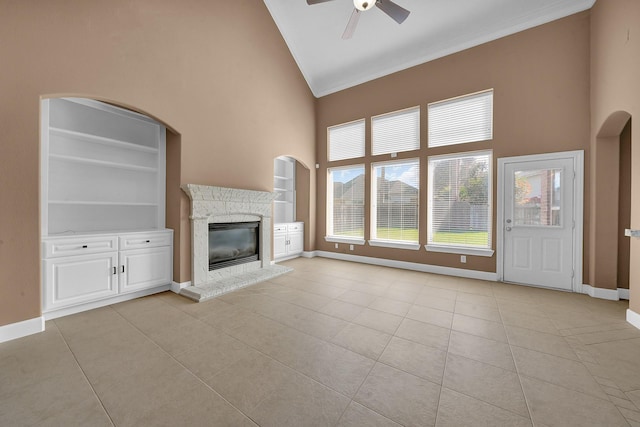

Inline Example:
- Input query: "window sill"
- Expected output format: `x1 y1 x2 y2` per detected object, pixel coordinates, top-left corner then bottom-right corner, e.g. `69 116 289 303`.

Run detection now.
368 240 421 250
425 244 494 257
325 236 366 245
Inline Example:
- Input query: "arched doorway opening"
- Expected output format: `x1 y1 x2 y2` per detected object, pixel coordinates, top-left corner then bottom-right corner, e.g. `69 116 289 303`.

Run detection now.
273 156 311 260
592 111 632 297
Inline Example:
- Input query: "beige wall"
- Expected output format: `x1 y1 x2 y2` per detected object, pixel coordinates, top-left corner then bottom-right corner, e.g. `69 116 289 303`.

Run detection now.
315 13 591 274
0 0 316 327
590 0 640 312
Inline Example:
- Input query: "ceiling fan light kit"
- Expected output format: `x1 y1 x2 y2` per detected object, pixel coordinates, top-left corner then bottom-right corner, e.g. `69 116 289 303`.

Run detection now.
307 0 410 39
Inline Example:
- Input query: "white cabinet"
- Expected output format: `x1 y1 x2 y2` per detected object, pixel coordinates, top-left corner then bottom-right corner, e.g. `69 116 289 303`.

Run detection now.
274 222 304 261
42 230 173 317
43 252 119 311
40 97 173 319
120 246 172 294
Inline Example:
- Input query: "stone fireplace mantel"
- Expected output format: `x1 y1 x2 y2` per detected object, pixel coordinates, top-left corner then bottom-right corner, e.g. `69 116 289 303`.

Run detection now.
180 184 291 302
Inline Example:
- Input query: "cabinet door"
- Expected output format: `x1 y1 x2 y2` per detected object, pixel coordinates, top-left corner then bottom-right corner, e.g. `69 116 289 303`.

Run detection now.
119 246 172 294
43 252 118 311
288 231 304 255
273 232 288 259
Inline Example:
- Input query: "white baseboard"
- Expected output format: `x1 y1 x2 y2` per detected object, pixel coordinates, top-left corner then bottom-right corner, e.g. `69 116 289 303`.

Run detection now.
618 288 630 300
302 251 317 258
314 250 498 281
171 281 191 294
581 284 629 301
43 285 171 320
0 316 45 344
627 309 640 330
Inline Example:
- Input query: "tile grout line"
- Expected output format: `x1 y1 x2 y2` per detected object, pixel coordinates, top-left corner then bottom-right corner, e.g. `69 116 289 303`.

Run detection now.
495 293 536 425
108 300 262 426
52 317 117 427
433 288 457 427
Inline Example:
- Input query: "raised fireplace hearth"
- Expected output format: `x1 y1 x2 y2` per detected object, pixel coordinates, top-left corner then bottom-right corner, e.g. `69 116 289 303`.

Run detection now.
180 184 292 302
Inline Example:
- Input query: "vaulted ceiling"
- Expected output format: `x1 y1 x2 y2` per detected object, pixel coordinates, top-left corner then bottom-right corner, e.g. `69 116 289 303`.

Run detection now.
264 0 596 97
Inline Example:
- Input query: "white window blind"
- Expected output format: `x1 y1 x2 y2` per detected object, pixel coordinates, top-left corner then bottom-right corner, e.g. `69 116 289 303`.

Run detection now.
327 165 365 239
428 151 492 248
372 107 420 155
371 159 419 242
328 119 365 161
428 90 493 148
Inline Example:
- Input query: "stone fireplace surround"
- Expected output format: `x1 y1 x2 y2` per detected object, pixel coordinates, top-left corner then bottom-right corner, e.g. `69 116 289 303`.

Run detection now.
180 184 292 302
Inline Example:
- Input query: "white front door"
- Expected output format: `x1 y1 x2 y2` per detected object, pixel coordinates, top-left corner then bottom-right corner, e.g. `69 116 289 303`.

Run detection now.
500 154 580 291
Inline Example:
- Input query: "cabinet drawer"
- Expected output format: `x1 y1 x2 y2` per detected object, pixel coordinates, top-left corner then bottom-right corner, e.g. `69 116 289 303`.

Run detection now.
119 231 172 250
287 223 303 232
43 236 118 258
274 224 288 233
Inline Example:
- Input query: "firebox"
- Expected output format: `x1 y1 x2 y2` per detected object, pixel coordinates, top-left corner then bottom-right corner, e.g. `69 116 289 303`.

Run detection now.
208 222 260 271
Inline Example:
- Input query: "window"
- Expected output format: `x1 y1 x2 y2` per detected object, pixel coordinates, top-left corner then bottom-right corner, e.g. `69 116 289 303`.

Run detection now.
372 106 420 155
427 151 493 255
370 159 420 249
428 89 493 148
326 165 365 243
328 119 365 161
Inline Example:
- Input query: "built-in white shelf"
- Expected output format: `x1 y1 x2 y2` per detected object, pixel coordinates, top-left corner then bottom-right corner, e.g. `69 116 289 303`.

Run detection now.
41 97 172 319
49 200 158 206
50 127 159 153
49 154 158 173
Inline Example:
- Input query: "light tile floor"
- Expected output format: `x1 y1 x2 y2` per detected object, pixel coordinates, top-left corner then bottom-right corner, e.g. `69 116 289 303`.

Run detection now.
2 257 640 426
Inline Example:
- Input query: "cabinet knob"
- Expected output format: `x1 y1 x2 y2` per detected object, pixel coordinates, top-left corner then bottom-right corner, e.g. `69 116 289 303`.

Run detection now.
145 240 150 243
113 266 117 275
82 245 88 248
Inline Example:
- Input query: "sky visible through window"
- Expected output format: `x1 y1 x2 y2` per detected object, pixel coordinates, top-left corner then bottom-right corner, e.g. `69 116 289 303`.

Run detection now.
333 164 418 187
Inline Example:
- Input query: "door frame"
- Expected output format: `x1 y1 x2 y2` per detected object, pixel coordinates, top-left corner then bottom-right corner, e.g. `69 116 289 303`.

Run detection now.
497 150 584 292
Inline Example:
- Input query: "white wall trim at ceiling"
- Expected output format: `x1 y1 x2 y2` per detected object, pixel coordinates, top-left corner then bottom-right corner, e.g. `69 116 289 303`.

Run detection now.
627 309 640 331
314 250 498 281
264 0 596 97
0 316 45 344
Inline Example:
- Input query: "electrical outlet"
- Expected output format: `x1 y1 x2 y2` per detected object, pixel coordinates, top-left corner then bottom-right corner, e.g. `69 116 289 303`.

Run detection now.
460 255 467 263
335 243 339 249
349 244 354 251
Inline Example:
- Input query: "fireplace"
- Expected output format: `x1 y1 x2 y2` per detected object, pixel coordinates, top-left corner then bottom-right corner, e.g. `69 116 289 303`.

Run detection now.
209 221 259 270
180 184 292 302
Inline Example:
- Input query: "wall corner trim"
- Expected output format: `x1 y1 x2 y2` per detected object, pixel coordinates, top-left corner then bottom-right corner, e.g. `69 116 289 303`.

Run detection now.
315 251 497 281
627 309 640 331
0 316 45 344
171 281 191 294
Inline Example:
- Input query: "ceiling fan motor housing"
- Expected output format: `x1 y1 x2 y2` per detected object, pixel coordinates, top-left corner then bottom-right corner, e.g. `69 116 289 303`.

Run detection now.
354 0 376 11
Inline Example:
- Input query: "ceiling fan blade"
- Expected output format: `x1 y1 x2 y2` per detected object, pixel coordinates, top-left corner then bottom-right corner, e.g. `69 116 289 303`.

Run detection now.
307 0 337 4
342 9 361 39
375 0 410 24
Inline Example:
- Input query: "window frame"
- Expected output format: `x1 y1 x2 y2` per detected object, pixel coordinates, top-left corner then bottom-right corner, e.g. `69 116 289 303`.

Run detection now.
427 89 494 149
426 150 494 257
369 158 421 250
327 118 366 162
371 106 421 156
325 164 366 245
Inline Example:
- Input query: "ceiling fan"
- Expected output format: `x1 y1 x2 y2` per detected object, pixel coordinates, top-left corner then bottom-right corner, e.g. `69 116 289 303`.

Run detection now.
307 0 410 40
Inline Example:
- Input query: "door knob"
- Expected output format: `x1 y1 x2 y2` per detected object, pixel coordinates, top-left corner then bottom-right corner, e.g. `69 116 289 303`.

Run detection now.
506 227 512 232
506 219 512 224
